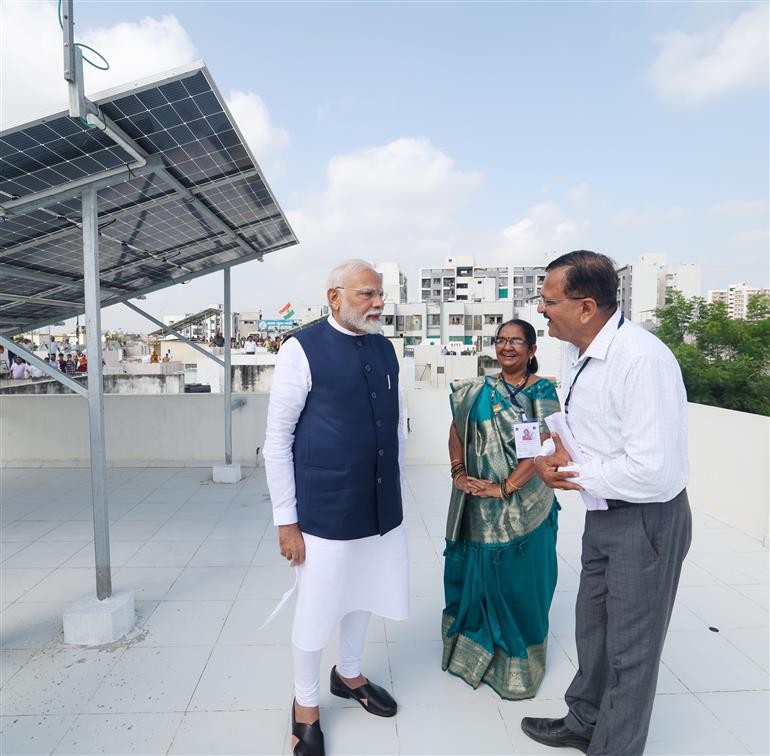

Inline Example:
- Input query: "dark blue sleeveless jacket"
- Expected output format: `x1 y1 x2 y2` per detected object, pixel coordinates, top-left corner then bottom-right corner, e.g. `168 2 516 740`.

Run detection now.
292 319 403 540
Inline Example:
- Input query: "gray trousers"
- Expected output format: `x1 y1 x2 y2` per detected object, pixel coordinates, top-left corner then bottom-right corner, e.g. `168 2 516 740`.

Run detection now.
564 489 692 756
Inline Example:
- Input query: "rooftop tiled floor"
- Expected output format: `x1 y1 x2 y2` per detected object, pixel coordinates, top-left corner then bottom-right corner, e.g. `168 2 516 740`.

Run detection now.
1 465 768 755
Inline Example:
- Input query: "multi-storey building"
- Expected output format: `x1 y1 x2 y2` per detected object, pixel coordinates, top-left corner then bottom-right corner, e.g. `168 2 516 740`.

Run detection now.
419 256 509 303
375 262 408 304
707 283 770 319
616 253 701 326
511 266 547 308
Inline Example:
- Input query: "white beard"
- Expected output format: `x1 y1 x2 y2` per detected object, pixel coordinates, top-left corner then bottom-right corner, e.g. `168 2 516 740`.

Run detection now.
340 300 383 335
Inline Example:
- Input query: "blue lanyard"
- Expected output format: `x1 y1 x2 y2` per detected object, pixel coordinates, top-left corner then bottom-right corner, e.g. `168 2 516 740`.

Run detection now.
564 312 624 414
499 371 530 416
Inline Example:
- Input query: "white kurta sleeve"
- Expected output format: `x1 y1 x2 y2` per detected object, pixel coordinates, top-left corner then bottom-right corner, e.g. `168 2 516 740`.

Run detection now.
263 338 311 526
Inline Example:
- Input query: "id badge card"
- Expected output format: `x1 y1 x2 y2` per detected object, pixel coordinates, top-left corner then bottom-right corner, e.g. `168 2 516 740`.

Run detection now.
513 421 542 458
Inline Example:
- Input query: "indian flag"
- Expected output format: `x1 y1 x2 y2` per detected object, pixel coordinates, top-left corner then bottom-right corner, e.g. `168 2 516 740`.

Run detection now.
278 302 295 320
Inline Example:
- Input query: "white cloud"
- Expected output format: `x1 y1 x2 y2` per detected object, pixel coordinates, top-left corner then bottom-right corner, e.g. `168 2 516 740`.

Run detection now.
708 199 768 219
613 205 685 226
647 5 769 105
493 202 588 264
0 2 290 174
226 91 290 176
566 182 591 208
0 1 197 128
260 137 482 301
730 228 770 246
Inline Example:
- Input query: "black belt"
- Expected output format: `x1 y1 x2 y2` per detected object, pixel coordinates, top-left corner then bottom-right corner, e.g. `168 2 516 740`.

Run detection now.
606 489 687 510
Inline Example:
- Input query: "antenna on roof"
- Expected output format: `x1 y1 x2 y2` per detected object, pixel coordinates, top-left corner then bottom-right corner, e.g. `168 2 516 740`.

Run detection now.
61 0 87 119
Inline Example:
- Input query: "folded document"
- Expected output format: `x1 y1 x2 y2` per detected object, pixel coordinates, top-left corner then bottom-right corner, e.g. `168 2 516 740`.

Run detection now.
543 412 608 511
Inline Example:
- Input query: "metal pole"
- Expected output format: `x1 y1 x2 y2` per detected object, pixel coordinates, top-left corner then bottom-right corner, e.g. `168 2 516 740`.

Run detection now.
122 301 226 367
223 266 233 465
82 186 112 600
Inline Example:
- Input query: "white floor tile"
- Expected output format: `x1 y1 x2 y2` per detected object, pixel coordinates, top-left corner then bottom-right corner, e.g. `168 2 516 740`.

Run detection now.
0 715 76 755
385 595 444 643
250 539 287 566
0 648 36 687
389 640 498 707
0 540 32 561
52 712 183 755
86 646 211 713
188 645 293 710
692 552 770 585
1 520 59 542
662 630 769 692
645 726 750 755
125 540 201 568
0 601 65 650
165 566 248 601
689 529 764 556
499 698 578 755
406 537 441 563
189 539 258 567
677 585 769 628
217 599 292 646
206 518 269 540
697 690 770 754
409 562 443 597
149 518 216 541
317 705 399 754
37 521 95 542
169 710 288 755
2 568 56 603
397 703 512 754
136 600 231 647
721 627 770 672
1 646 122 716
64 540 144 568
113 566 185 601
734 584 770 611
238 565 295 600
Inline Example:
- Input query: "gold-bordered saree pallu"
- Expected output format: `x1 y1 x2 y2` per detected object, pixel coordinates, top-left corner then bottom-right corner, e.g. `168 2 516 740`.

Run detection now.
442 376 561 700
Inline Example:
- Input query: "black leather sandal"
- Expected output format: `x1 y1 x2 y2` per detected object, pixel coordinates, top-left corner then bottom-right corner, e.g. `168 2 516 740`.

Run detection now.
291 700 325 756
329 665 398 717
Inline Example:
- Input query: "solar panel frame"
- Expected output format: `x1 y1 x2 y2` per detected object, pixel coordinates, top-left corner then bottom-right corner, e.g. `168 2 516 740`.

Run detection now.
0 61 298 336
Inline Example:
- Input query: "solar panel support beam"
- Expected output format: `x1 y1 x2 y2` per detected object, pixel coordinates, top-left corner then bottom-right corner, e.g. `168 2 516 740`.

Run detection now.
123 300 226 368
223 266 233 465
0 155 163 219
81 186 113 601
0 336 88 397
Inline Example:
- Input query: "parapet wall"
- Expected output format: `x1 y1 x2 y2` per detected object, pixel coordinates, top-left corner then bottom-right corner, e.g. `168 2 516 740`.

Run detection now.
0 391 767 543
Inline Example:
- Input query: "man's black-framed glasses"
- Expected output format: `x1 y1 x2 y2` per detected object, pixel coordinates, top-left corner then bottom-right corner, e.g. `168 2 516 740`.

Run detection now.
335 287 387 302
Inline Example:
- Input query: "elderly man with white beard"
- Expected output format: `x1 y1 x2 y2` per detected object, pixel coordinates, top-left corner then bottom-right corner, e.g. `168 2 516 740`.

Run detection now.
263 259 409 756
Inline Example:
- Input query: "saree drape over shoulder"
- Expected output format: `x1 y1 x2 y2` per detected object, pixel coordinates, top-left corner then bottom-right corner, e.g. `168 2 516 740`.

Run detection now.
442 376 561 699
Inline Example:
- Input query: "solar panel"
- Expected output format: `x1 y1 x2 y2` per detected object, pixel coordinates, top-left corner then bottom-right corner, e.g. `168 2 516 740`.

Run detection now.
0 62 298 333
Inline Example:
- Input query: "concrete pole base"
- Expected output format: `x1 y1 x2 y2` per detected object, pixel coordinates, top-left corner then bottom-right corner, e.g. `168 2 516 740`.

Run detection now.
213 463 242 483
63 589 135 646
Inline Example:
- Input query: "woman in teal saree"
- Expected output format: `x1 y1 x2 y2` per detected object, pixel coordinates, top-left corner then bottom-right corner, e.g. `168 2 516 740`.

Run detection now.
443 319 561 699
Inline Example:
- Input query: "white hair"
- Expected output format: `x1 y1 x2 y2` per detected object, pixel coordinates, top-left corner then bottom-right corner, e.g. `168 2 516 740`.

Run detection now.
326 259 380 291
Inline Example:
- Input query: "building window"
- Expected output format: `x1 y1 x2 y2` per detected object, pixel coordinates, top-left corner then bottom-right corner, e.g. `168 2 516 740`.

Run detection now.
457 266 472 277
484 314 503 325
396 316 405 331
456 295 468 301
428 314 440 327
525 275 534 283
404 336 422 346
384 315 394 325
449 314 463 326
421 279 431 288
449 335 464 342
514 299 523 307
513 276 523 284
433 278 441 285
537 329 544 337
407 315 422 331
436 366 445 374
499 288 508 298
457 282 468 289
473 315 482 331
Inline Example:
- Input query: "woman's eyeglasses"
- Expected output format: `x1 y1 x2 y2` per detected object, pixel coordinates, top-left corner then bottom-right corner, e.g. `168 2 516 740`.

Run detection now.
494 337 527 347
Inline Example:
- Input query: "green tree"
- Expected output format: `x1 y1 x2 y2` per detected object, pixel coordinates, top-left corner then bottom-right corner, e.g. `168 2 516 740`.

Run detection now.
655 292 770 416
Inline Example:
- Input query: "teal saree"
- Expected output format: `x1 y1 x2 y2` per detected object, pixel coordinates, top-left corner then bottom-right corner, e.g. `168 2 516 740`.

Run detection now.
442 376 561 699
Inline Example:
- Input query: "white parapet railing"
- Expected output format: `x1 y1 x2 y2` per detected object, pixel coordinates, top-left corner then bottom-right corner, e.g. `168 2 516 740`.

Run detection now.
1 390 767 544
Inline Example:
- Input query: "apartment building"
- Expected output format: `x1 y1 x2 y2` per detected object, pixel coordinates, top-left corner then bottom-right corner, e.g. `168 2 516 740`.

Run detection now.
708 283 770 319
419 256 509 303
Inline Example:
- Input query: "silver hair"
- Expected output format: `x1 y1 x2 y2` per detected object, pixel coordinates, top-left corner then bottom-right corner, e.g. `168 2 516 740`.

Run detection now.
326 259 380 292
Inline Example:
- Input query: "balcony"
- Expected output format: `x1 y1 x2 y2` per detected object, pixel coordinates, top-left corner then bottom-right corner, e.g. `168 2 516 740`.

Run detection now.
0 396 767 755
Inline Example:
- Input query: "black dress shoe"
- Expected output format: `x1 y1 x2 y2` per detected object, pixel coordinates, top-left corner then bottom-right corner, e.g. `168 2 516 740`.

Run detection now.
330 665 398 717
520 717 590 753
291 700 325 756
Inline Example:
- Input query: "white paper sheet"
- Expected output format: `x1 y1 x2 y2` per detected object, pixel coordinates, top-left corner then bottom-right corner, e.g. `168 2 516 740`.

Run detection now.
544 412 608 511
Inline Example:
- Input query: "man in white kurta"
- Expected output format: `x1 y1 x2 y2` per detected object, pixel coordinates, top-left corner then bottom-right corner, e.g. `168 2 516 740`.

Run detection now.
263 260 409 755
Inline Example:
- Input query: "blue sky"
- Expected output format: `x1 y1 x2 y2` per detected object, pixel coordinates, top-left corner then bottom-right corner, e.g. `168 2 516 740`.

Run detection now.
3 1 768 330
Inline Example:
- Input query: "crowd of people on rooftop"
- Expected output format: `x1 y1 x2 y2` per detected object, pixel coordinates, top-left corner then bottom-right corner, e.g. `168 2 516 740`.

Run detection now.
0 342 88 381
